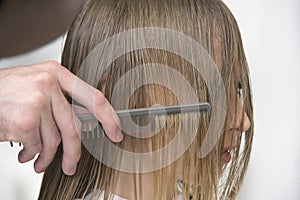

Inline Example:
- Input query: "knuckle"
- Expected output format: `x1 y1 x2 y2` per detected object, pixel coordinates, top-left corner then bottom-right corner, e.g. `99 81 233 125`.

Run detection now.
37 144 43 153
43 60 60 70
66 126 80 139
26 91 48 110
63 128 81 162
76 120 83 132
94 91 107 109
13 114 37 133
30 143 42 153
13 92 49 132
55 134 62 145
62 119 81 139
48 135 61 151
34 72 57 90
66 150 81 162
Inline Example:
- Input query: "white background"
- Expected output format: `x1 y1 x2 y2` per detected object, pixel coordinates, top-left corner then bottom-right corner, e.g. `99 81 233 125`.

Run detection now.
0 0 299 199
223 0 300 199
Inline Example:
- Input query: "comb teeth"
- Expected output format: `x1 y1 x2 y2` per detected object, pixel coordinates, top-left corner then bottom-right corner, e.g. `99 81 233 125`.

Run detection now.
81 119 104 140
79 103 210 140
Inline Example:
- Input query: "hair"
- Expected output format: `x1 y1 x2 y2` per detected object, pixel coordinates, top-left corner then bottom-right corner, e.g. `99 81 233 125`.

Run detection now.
39 0 254 199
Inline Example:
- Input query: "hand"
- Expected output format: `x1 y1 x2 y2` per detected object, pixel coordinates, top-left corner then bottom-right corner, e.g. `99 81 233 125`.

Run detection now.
0 61 123 175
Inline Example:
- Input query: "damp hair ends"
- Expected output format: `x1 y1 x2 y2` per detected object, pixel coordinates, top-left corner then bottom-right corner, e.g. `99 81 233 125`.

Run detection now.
38 0 254 199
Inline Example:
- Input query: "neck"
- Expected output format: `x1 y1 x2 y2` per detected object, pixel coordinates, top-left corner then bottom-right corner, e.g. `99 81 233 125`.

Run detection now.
113 171 156 200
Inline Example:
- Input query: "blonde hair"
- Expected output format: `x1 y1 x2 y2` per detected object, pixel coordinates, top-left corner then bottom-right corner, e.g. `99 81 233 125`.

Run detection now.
39 0 254 199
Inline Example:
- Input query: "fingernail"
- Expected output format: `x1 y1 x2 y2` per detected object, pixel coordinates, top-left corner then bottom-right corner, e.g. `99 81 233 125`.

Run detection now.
35 165 43 173
115 130 124 142
65 165 76 175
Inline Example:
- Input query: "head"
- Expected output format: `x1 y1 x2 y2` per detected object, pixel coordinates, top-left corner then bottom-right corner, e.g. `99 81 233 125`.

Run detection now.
39 0 253 199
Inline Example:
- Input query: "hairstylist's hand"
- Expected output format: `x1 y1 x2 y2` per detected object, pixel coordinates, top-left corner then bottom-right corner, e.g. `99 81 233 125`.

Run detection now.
0 61 123 175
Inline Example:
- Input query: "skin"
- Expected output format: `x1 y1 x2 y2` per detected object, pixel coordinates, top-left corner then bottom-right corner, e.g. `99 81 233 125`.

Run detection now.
222 88 251 163
0 61 123 175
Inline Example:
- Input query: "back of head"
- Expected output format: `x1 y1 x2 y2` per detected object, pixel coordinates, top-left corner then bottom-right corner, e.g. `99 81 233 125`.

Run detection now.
39 0 253 199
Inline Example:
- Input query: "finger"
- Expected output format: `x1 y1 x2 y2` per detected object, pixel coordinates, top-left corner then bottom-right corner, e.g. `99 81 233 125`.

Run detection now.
34 62 123 142
72 104 90 115
65 75 123 142
34 103 61 173
72 104 98 132
50 86 82 175
18 130 42 163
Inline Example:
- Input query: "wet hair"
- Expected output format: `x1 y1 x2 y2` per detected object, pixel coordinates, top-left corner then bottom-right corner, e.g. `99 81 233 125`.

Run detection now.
39 0 254 199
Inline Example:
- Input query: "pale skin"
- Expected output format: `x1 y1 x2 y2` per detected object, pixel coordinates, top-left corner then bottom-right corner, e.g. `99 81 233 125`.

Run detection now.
0 61 123 175
222 93 251 163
